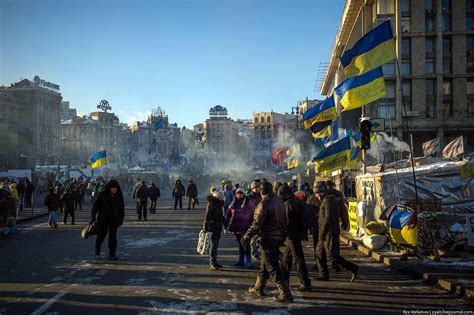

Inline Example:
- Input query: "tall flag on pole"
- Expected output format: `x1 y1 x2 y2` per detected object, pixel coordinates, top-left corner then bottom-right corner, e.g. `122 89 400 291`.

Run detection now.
335 67 386 112
352 130 377 147
286 144 301 170
303 96 337 132
340 20 396 77
312 136 351 174
91 150 107 169
347 146 362 170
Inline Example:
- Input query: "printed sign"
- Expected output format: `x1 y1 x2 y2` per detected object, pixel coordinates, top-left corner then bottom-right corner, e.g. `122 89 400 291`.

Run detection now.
348 200 359 235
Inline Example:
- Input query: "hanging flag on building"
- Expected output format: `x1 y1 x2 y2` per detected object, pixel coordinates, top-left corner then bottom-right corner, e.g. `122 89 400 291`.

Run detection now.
441 136 464 158
312 123 332 139
91 150 107 169
312 136 351 174
340 20 396 78
335 67 386 112
303 95 337 131
422 138 440 156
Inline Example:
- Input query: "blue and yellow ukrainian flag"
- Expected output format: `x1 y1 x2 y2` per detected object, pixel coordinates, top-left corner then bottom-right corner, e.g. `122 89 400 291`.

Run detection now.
335 67 386 112
352 131 378 147
312 136 351 174
303 96 337 131
91 150 107 169
389 208 417 246
340 20 396 78
347 146 361 170
312 123 332 139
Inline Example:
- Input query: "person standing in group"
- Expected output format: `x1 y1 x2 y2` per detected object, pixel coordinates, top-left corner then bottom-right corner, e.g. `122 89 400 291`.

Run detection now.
148 183 161 214
314 181 358 282
294 184 310 203
73 181 82 211
248 181 262 206
225 188 256 269
186 180 198 210
277 184 312 292
91 179 125 261
223 184 234 215
61 187 76 225
44 187 62 229
24 179 35 209
203 190 227 270
172 180 185 210
16 179 25 212
133 181 149 221
240 182 293 303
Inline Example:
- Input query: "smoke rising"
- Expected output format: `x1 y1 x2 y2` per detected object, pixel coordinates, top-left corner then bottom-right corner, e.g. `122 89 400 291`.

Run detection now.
366 132 410 165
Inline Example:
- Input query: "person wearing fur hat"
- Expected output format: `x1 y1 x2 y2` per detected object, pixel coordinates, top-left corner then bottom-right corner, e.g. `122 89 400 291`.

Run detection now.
203 190 227 270
91 179 125 261
225 188 256 269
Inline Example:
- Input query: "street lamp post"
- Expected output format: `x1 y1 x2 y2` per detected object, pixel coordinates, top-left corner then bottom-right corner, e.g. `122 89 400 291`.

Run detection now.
290 104 300 130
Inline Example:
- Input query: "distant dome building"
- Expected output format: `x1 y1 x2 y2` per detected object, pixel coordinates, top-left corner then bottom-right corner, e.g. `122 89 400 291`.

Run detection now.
209 105 228 118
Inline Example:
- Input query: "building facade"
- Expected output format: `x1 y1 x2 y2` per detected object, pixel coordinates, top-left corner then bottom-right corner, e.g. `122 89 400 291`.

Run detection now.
203 105 241 157
321 0 474 155
60 111 120 164
251 111 296 168
61 101 77 121
1 78 62 166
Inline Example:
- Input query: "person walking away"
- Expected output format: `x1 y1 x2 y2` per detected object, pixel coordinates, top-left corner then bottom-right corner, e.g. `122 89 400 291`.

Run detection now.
61 188 76 225
325 179 349 272
240 182 293 303
44 187 61 229
172 180 185 210
203 190 227 270
91 179 125 261
277 184 312 292
79 180 86 205
248 181 261 206
294 184 309 203
315 181 358 282
148 183 161 214
225 188 256 269
133 181 149 221
73 182 82 210
223 184 234 215
25 179 35 209
307 184 321 271
186 180 198 210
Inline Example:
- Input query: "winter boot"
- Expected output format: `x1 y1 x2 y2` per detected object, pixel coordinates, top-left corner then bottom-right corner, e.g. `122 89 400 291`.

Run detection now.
248 276 266 297
245 255 253 269
234 253 244 266
275 281 294 303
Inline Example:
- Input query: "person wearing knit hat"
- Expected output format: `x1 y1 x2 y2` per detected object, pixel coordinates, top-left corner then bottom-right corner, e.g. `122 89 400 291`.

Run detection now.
225 187 256 269
241 179 294 303
248 181 261 206
294 183 309 203
315 181 358 282
203 189 227 270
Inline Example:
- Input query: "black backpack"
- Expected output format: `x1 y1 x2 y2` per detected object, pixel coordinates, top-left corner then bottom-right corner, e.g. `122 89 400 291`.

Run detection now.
301 203 318 229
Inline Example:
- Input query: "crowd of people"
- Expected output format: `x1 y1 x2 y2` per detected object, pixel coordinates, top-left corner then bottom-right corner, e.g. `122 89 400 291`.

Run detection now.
201 178 359 304
3 171 357 304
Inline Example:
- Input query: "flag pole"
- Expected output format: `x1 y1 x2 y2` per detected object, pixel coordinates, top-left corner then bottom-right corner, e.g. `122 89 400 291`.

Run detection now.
395 59 419 206
387 111 402 204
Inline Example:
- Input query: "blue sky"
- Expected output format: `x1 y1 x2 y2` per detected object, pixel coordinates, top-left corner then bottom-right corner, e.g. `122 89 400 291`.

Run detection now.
0 0 344 128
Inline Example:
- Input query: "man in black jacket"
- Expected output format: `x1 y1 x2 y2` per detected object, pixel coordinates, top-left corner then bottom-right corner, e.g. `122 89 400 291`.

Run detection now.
148 183 161 214
186 180 198 210
91 179 125 261
315 181 358 282
61 188 76 225
172 180 185 210
278 184 311 292
241 181 293 303
133 181 149 221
